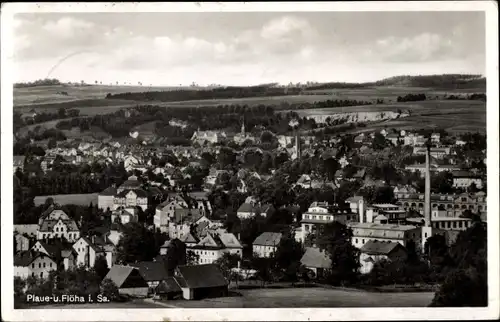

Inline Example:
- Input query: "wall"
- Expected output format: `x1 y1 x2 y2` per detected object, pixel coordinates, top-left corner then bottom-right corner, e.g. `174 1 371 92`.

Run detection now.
29 255 57 279
253 245 277 258
98 195 114 211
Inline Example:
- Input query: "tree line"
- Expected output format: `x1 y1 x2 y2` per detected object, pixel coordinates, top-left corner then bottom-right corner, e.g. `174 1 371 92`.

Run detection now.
105 85 303 102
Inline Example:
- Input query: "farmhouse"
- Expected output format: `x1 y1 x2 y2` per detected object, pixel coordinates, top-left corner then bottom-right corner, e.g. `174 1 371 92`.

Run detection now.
173 264 229 300
130 261 170 293
104 265 149 297
359 240 408 274
300 247 332 279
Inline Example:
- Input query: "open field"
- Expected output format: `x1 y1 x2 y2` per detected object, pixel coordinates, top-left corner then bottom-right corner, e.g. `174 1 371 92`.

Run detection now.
14 84 187 106
28 287 434 309
164 287 434 308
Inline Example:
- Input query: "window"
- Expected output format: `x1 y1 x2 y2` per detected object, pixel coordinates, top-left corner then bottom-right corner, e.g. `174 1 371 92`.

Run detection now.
355 238 358 244
425 233 428 238
50 263 53 268
32 272 35 277
39 263 41 268
40 272 43 278
362 239 365 244
43 262 46 268
458 221 462 228
32 263 34 269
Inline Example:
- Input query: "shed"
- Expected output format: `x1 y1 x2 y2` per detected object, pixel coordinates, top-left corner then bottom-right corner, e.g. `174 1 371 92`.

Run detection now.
174 264 228 300
104 265 149 297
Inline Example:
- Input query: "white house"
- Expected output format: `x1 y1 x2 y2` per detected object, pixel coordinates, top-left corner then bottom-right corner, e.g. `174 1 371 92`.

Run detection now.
73 236 116 269
37 209 80 242
252 232 282 258
14 250 57 279
113 189 148 211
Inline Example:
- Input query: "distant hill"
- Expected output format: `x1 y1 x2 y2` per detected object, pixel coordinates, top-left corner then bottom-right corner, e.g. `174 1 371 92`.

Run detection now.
305 74 485 91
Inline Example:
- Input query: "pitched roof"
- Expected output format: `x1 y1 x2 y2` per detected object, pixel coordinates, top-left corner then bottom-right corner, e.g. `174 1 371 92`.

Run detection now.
219 233 243 249
14 250 55 267
116 188 148 198
130 261 169 282
300 247 332 269
237 203 254 213
100 186 117 196
360 240 406 256
180 232 199 244
156 277 182 294
253 232 282 247
104 265 137 288
175 264 228 289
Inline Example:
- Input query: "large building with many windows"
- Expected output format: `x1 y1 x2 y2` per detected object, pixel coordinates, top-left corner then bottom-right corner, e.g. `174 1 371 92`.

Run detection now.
396 192 487 217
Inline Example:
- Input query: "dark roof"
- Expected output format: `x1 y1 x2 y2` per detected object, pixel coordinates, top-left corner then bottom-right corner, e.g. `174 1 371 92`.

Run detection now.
116 189 148 198
175 264 228 289
14 250 54 267
300 247 332 269
253 232 282 247
100 186 117 196
172 209 203 225
130 261 169 282
104 265 137 288
156 277 182 294
237 203 254 213
360 240 406 256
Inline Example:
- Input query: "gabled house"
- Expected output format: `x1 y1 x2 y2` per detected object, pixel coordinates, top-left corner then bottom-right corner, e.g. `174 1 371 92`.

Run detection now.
236 203 275 219
359 240 407 274
173 264 229 300
37 209 80 242
188 232 243 264
300 247 332 279
103 265 149 297
130 261 170 293
31 240 77 271
13 155 26 173
253 232 282 258
73 235 116 269
14 250 57 279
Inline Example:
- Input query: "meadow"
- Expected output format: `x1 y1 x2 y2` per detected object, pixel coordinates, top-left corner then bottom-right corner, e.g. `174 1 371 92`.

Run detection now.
14 83 487 135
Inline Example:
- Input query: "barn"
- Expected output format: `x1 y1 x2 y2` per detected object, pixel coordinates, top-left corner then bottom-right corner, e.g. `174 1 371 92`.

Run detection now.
174 264 228 300
104 265 149 297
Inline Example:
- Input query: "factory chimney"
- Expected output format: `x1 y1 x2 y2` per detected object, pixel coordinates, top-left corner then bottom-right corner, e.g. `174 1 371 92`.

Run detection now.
424 143 431 227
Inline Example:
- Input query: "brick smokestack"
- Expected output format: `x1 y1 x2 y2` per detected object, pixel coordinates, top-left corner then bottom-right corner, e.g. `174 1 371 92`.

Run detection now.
424 144 431 227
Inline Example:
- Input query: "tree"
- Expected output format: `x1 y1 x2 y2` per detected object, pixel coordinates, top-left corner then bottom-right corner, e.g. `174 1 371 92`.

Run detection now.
186 250 199 266
273 234 304 281
116 223 168 264
48 138 57 149
314 222 360 286
100 278 119 302
372 132 387 150
260 130 274 143
94 255 109 280
214 252 241 283
217 147 236 170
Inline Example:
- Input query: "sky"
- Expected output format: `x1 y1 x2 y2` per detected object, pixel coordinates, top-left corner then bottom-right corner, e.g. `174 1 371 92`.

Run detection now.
12 11 486 86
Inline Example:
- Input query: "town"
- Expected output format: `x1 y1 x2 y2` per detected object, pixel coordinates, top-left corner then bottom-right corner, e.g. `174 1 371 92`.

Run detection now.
13 82 487 308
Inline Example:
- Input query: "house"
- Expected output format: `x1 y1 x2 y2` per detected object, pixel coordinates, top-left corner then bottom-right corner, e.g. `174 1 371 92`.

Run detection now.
300 247 332 279
413 146 451 159
174 264 229 300
300 202 357 244
348 222 421 249
113 189 148 211
191 131 227 145
386 133 400 145
13 155 26 173
31 240 77 271
359 240 408 274
189 232 243 264
452 171 483 189
103 265 149 297
14 250 57 279
73 235 116 269
431 133 441 144
236 203 275 219
111 208 139 225
98 186 117 211
253 232 282 258
130 261 170 293
397 192 487 216
155 277 183 299
106 223 124 246
37 209 80 242
14 232 31 253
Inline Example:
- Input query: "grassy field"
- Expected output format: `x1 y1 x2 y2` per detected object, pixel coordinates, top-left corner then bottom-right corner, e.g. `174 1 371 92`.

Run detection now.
28 287 434 309
166 287 434 308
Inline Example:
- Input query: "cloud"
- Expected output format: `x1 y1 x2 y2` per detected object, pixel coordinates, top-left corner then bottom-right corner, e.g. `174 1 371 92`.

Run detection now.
41 17 95 39
367 33 459 63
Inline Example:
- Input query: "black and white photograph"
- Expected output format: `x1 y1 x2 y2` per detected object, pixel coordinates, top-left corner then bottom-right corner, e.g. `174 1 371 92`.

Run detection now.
1 2 499 321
